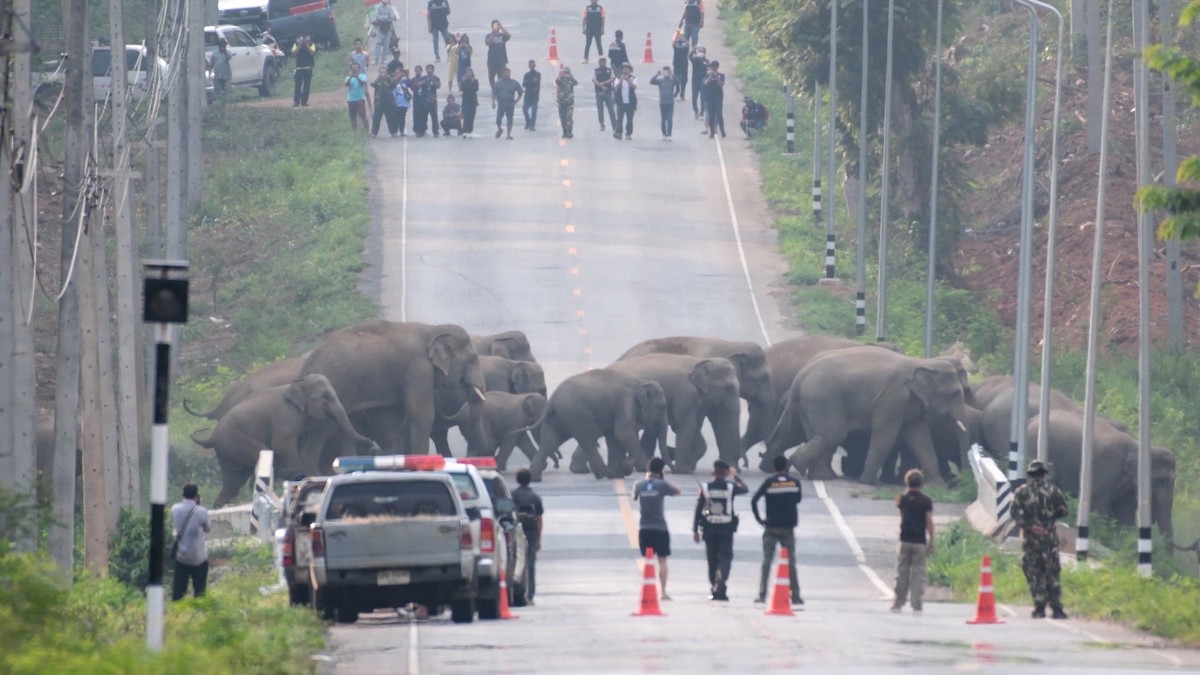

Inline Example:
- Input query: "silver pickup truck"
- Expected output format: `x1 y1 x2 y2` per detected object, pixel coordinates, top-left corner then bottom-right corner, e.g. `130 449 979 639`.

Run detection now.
308 471 478 624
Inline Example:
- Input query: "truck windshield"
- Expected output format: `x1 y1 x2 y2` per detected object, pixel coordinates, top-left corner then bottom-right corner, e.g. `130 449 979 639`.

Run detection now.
326 481 457 520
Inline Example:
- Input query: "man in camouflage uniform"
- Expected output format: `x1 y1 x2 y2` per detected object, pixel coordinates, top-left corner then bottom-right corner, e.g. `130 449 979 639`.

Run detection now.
1011 459 1070 619
556 66 579 139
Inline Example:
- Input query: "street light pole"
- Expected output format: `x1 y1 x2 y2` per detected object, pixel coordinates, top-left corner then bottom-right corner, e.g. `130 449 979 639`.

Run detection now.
875 0 895 343
813 83 823 228
826 0 839 281
855 0 869 336
1132 0 1153 578
924 0 944 358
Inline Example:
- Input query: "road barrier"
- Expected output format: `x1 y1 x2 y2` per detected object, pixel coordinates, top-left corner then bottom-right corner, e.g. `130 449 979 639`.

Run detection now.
764 547 795 617
548 28 560 63
965 555 1004 624
965 444 1016 540
633 548 665 616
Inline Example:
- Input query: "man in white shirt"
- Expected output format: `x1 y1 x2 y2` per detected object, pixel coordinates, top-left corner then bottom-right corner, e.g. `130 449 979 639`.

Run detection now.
614 63 637 140
171 483 212 600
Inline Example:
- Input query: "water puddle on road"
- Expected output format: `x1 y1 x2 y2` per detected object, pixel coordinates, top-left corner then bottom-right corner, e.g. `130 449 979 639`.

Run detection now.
892 639 1039 667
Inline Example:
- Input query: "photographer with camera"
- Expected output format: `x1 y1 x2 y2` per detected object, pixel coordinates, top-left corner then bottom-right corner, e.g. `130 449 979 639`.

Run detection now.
693 461 747 601
427 0 452 61
370 0 400 63
485 20 512 87
649 65 676 140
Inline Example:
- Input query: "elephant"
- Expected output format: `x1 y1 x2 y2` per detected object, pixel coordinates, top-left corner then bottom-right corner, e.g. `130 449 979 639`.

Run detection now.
617 336 775 457
972 375 1014 411
607 354 742 473
460 392 548 471
980 384 1130 460
298 321 488 456
528 370 667 482
853 404 985 483
765 336 901 425
1025 410 1175 543
429 355 547 457
182 354 308 421
765 347 971 485
471 331 537 363
190 374 376 506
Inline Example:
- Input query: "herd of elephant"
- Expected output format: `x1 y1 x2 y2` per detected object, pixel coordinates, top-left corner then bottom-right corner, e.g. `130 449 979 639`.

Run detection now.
184 321 1174 544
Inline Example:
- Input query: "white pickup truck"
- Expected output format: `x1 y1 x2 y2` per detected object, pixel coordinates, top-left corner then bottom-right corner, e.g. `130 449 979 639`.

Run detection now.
307 471 478 624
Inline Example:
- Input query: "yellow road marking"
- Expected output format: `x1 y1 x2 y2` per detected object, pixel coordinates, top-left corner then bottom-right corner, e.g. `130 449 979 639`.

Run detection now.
572 288 582 297
570 267 580 275
576 309 586 317
560 158 569 166
564 200 573 209
568 247 577 255
614 479 639 549
583 346 593 355
579 327 588 335
565 225 575 233
563 179 572 187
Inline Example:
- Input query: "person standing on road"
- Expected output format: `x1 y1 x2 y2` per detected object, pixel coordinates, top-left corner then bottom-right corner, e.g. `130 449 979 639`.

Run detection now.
485 20 512 87
456 35 473 87
582 0 606 64
345 62 371 135
555 66 579 138
409 65 429 136
607 29 629 73
428 0 452 61
370 0 400 64
890 469 935 613
693 460 748 601
592 57 617 132
614 62 636 140
522 60 542 131
703 60 726 138
751 455 803 605
650 65 676 140
671 31 690 101
445 33 460 91
1012 459 1070 619
689 45 709 118
420 63 443 137
679 0 705 47
385 49 404 77
393 69 412 136
459 67 480 137
512 468 544 605
172 483 211 600
370 66 399 138
208 40 233 99
491 67 523 139
633 457 682 601
292 33 317 106
350 38 372 74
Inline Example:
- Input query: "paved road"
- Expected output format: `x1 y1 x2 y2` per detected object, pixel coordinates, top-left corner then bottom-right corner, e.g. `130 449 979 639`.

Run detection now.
325 0 1199 671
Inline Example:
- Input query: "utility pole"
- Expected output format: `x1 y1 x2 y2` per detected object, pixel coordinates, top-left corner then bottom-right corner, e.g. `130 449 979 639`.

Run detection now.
925 0 944 359
1086 0 1102 152
1132 0 1153 578
166 0 188 261
109 0 144 508
187 0 205 208
1070 0 1085 66
51 0 93 579
812 83 823 229
825 0 838 281
855 0 869 337
875 0 895 343
1161 0 1183 349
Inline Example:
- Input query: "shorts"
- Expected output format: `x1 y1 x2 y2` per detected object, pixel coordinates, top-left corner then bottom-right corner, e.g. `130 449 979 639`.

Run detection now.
638 529 671 557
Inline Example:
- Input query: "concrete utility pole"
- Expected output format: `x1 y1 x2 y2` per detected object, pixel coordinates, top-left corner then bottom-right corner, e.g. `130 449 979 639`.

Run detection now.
51 0 93 579
1086 0 1102 152
1132 0 1153 578
924 0 944 359
825 0 838 281
784 84 795 154
0 3 12 508
1078 0 1117 562
875 0 895 343
812 83 823 228
109 0 145 508
166 0 188 260
1070 0 1085 65
1161 0 1183 349
855 0 869 337
187 0 205 208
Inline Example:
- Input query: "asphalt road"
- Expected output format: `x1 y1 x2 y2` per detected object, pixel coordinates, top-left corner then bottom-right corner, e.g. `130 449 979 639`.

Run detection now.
324 0 1200 671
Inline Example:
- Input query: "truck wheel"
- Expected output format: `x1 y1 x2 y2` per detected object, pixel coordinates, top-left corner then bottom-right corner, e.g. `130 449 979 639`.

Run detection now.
311 587 336 622
450 597 475 624
335 606 359 624
258 64 278 96
289 584 310 606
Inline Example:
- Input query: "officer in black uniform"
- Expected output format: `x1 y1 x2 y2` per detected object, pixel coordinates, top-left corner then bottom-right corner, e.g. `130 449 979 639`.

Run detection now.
693 460 747 601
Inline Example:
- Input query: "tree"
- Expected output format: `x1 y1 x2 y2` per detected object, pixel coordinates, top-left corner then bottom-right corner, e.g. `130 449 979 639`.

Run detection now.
1137 1 1200 244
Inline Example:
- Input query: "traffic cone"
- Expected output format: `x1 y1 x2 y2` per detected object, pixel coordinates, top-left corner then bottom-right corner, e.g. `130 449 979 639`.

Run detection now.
765 547 795 616
497 565 518 620
966 555 1005 624
641 32 654 63
548 28 560 64
632 548 665 616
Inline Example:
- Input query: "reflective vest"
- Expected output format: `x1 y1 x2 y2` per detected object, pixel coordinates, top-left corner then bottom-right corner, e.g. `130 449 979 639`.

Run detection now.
703 479 735 525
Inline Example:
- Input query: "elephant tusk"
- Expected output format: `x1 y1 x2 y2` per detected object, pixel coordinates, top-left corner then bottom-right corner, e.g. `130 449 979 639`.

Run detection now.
956 419 968 432
472 386 486 402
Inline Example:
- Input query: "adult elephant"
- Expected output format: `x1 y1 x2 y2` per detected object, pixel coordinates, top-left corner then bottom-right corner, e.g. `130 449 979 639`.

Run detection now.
607 354 742 473
299 321 488 456
528 370 667 482
430 355 547 457
980 384 1129 460
617 336 774 457
190 374 376 506
972 375 1013 411
766 347 970 485
182 354 307 421
765 335 901 415
471 331 537 363
1026 410 1175 543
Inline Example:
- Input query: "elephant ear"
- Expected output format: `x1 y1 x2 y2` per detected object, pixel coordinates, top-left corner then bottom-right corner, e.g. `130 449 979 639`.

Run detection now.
428 333 456 376
907 367 940 409
512 363 533 393
521 394 545 421
726 352 751 372
636 383 660 412
688 359 717 395
284 379 309 414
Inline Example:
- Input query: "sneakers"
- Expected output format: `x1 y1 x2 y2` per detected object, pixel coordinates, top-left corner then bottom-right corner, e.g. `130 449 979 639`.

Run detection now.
506 134 514 140
890 606 902 614
754 595 766 604
613 131 622 140
1051 607 1069 620
709 594 729 602
1032 604 1046 619
791 597 804 606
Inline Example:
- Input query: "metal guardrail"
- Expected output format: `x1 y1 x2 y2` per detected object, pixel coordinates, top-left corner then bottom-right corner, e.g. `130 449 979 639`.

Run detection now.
966 444 1017 541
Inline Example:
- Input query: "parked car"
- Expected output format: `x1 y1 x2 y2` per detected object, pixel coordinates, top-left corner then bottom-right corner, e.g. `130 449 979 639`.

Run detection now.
267 0 340 50
204 24 280 99
35 43 169 108
473 462 531 608
218 0 270 36
280 476 328 606
307 469 477 624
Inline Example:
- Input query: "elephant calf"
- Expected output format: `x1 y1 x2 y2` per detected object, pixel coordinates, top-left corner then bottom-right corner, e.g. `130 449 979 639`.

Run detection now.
529 370 667 482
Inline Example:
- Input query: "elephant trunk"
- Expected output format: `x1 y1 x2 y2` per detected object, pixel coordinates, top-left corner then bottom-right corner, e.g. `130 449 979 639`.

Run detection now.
742 394 777 454
328 399 374 446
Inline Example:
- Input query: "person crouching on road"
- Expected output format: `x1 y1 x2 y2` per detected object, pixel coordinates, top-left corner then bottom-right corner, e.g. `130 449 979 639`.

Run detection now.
693 460 748 601
891 469 935 613
633 457 682 600
441 94 463 136
751 455 803 605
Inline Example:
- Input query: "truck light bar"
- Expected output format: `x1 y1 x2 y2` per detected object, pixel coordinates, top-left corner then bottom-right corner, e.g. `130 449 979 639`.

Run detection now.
451 457 498 469
332 455 446 473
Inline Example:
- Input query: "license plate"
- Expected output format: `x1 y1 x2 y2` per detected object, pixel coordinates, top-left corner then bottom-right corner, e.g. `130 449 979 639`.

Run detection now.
378 570 411 586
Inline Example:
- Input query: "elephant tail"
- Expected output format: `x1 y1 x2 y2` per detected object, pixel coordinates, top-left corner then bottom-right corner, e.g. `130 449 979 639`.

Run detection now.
182 399 219 420
190 428 215 448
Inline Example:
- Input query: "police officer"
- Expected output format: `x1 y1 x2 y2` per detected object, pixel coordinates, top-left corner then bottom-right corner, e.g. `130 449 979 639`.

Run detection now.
1011 459 1070 619
693 460 748 601
751 455 803 605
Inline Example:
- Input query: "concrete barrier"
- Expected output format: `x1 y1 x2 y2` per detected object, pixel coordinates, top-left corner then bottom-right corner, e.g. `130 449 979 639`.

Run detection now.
965 444 1016 541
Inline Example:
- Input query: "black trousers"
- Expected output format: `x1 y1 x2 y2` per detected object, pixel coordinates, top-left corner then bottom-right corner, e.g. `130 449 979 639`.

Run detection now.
584 32 603 59
372 105 399 135
463 101 478 132
615 102 635 136
704 531 734 595
172 559 209 600
293 68 313 105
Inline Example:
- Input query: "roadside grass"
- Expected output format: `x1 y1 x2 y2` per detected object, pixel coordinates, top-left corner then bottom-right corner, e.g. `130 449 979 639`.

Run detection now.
721 4 1200 640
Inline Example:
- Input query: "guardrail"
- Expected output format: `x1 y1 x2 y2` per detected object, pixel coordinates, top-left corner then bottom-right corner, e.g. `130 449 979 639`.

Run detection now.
210 450 281 544
965 444 1017 541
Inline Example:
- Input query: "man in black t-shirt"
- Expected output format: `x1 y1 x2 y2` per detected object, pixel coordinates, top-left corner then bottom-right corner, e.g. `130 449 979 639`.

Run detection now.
582 1 606 63
891 469 935 613
592 57 618 131
427 0 452 61
750 455 804 605
522 60 542 131
512 469 544 605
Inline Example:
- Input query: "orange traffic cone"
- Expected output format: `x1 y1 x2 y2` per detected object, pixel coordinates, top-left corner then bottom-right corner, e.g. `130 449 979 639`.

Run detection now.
632 547 665 616
548 28 560 63
497 565 518 620
641 32 654 63
765 547 795 616
966 555 1005 624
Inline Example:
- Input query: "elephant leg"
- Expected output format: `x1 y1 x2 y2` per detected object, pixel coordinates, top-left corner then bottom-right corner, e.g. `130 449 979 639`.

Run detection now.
787 432 840 480
898 423 945 486
530 424 566 481
568 446 590 474
404 408 434 455
430 427 455 458
495 433 518 472
572 432 609 480
604 432 633 478
858 418 903 485
673 420 702 474
215 462 251 507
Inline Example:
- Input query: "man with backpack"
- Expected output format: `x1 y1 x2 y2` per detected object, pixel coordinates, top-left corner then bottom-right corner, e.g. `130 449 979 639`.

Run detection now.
370 0 400 64
693 460 748 601
679 0 705 47
512 469 544 605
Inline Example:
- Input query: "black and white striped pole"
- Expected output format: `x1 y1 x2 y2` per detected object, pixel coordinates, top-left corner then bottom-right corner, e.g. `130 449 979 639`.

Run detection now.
784 84 796 154
825 0 838 280
854 0 869 337
143 260 190 651
811 83 823 227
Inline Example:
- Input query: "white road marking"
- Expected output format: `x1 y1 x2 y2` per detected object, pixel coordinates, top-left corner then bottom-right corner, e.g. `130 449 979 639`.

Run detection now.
714 137 772 347
407 617 420 675
814 480 894 598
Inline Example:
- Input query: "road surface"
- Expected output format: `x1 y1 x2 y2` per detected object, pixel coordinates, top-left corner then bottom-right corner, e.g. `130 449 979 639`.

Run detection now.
322 0 1199 671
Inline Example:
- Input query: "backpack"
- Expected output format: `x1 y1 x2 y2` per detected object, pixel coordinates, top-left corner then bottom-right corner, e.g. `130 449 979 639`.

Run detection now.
684 0 702 24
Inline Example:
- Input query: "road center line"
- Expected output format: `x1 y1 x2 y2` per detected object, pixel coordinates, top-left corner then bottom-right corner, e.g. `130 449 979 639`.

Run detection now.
814 480 893 597
713 137 771 347
407 616 419 675
614 479 639 550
